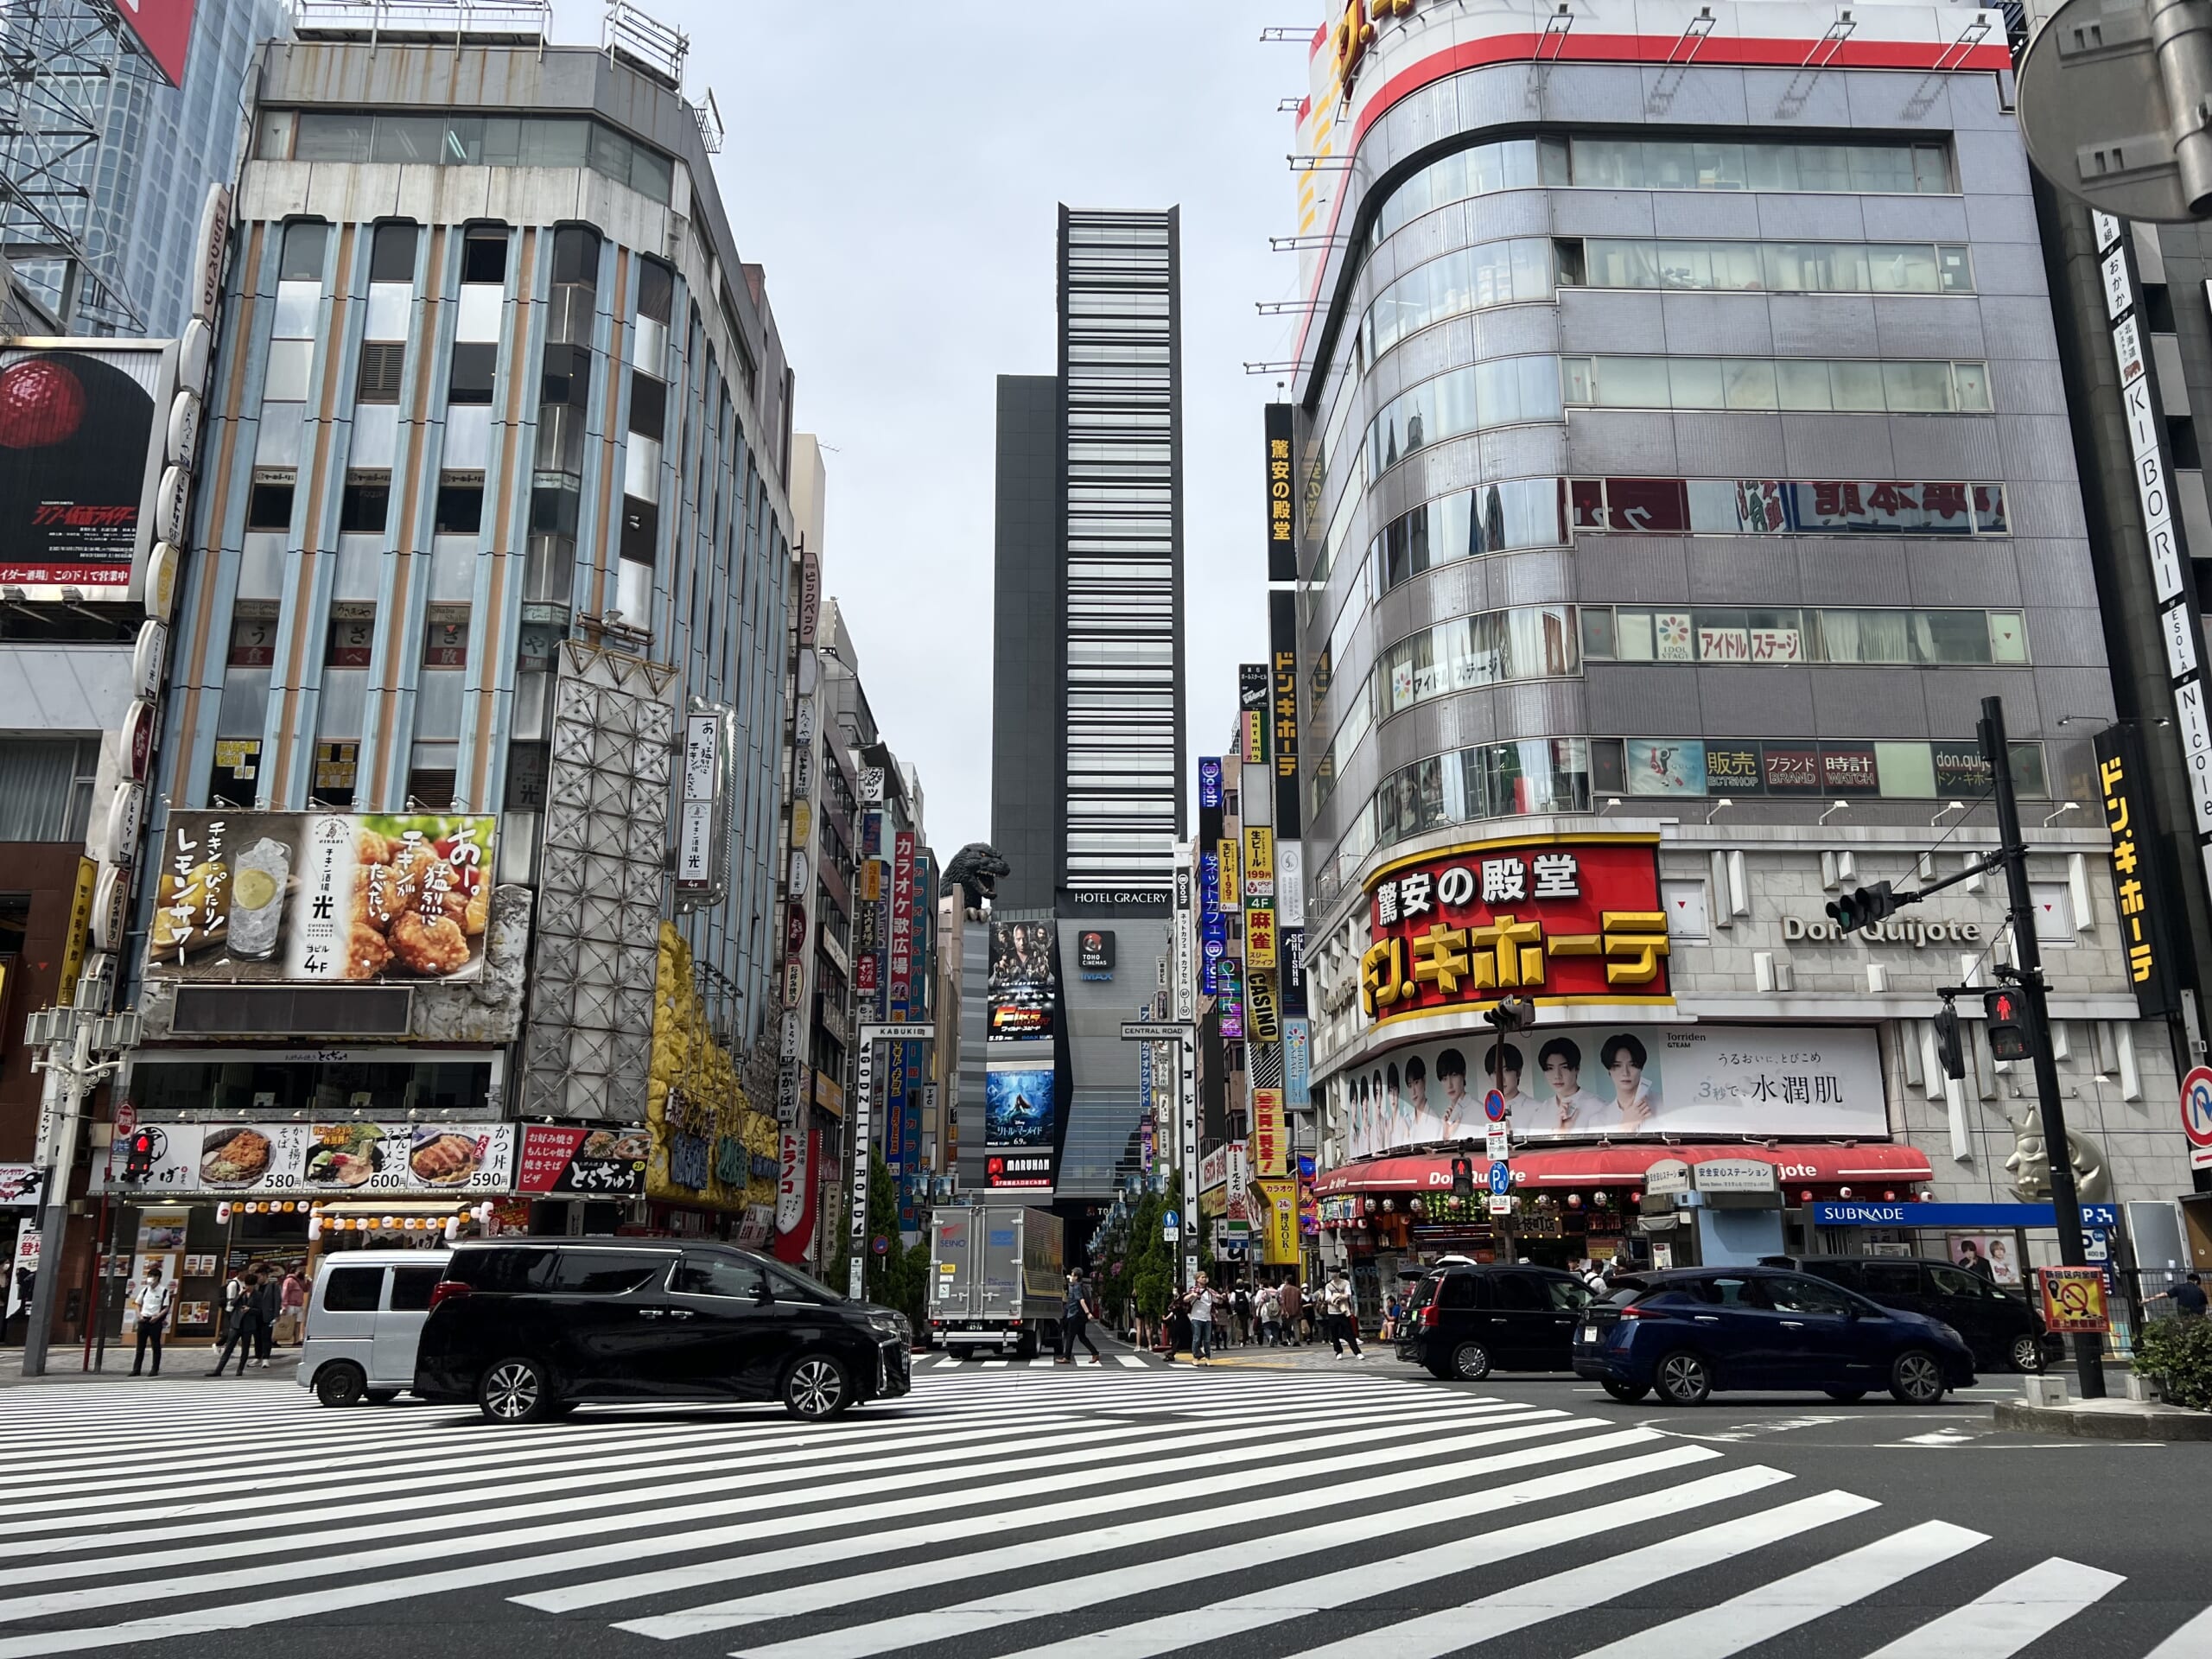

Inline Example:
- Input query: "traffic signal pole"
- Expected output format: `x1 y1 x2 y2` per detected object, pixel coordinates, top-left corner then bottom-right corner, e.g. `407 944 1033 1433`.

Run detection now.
20 1011 94 1378
1980 695 2106 1398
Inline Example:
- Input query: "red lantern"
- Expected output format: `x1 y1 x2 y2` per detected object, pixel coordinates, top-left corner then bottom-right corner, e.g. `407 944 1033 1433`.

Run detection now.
1883 1190 1897 1201
1800 1189 1814 1203
1839 1186 1853 1199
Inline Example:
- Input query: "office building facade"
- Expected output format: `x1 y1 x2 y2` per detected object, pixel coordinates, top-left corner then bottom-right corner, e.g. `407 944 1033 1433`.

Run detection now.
993 207 1186 906
1285 0 2202 1308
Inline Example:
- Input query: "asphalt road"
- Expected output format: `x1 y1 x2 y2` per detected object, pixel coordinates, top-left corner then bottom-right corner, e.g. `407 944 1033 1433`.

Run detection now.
0 1354 2203 1659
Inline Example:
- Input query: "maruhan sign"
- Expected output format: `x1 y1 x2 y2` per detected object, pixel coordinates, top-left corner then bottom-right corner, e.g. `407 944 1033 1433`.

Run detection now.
1783 914 1983 947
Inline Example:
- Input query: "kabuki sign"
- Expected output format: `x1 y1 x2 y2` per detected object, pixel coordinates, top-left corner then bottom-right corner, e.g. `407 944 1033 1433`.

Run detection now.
1361 836 1669 1024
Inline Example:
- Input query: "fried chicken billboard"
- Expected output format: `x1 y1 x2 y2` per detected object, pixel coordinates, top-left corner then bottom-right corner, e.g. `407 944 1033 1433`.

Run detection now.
146 810 497 983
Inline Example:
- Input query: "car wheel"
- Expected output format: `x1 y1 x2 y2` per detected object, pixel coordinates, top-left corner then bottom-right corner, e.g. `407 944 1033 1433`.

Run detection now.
313 1363 365 1408
478 1357 556 1424
783 1352 853 1420
1015 1328 1039 1360
1602 1380 1649 1403
1654 1351 1712 1406
1450 1340 1493 1381
1890 1349 1946 1405
2009 1334 2046 1374
1824 1389 1867 1403
364 1389 399 1406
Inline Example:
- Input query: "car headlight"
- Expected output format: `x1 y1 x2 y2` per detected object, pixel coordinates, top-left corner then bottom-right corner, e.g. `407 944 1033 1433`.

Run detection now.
869 1311 911 1344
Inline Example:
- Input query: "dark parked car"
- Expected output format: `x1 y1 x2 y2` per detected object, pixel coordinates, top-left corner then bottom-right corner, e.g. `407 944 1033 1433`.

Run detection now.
414 1240 912 1422
1407 1262 1592 1380
1573 1266 1976 1406
1762 1254 2060 1373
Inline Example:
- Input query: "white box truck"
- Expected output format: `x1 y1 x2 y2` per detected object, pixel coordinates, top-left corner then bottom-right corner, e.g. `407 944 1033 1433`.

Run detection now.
928 1204 1065 1357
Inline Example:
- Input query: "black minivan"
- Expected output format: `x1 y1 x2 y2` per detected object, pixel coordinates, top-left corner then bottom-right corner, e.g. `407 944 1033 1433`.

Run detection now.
414 1240 912 1421
1763 1254 2060 1373
1407 1262 1592 1380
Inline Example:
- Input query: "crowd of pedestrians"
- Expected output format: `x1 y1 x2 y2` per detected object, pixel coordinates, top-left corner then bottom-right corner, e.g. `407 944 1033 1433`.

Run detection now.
1125 1268 1385 1363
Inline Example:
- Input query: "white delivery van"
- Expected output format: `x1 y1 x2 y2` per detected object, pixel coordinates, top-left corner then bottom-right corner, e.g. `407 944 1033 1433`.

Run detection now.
296 1249 452 1407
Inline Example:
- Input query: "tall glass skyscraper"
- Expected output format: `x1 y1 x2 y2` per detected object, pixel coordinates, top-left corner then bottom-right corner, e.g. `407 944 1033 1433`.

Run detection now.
1 0 284 333
993 206 1185 906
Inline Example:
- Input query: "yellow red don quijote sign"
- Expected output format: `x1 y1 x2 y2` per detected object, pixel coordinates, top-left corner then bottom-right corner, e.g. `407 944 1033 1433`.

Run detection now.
647 924 779 1213
1361 835 1672 1025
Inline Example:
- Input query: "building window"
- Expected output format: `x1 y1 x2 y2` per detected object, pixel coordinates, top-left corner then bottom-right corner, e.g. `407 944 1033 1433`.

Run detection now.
358 340 404 404
279 219 327 282
0 738 99 842
1567 477 2007 536
326 607 375 668
637 256 675 325
1560 356 1993 415
627 372 666 441
246 475 296 531
448 341 497 404
461 227 507 286
435 475 485 535
340 474 390 533
369 221 417 284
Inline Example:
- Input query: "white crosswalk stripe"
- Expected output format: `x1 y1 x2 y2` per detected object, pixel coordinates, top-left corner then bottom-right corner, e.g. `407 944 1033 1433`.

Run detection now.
0 1363 2192 1659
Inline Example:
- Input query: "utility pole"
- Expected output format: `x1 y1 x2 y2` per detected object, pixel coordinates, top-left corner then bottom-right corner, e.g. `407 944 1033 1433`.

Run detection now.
1980 695 2107 1397
19 1005 137 1377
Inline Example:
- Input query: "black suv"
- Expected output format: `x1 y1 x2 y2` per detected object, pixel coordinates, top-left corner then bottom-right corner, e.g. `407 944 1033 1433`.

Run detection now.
1407 1263 1592 1380
1762 1254 2060 1373
414 1241 912 1421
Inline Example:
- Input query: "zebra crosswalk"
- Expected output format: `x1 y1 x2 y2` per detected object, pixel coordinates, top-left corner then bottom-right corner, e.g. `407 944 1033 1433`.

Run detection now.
0 1363 2200 1658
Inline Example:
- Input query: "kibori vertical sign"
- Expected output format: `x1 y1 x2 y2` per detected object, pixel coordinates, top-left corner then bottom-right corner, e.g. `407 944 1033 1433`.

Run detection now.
2098 211 2212 897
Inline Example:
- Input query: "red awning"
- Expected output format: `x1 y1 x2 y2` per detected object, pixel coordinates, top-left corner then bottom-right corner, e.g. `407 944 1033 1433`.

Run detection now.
1310 1141 1935 1197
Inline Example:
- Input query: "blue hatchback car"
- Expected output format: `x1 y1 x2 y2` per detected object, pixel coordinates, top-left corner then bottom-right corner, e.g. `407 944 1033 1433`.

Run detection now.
1572 1266 1977 1406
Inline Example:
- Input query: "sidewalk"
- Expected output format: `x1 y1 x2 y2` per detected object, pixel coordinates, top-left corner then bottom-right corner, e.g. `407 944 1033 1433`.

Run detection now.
0 1344 302 1388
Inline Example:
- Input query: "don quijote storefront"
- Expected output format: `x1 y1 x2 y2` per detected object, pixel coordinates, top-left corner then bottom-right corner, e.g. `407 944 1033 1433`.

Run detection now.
1306 821 2196 1318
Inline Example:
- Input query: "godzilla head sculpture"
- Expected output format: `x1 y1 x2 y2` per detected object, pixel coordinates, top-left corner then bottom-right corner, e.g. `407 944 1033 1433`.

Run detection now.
942 842 1011 912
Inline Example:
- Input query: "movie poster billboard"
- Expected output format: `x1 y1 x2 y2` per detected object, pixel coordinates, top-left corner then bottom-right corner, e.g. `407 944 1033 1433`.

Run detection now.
984 1061 1056 1147
1340 1024 1884 1159
987 918 1058 1041
0 340 177 596
146 811 496 984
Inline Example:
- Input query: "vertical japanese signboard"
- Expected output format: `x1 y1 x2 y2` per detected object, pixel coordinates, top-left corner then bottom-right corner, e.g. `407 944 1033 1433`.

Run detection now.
1239 663 1269 763
1268 590 1301 837
1265 403 1296 581
889 830 915 1019
2093 723 2177 1015
2096 210 2212 899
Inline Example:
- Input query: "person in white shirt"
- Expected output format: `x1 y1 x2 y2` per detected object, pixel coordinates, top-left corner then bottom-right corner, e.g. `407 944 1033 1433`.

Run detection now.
1321 1268 1364 1358
129 1262 175 1376
1185 1274 1217 1364
1599 1033 1660 1127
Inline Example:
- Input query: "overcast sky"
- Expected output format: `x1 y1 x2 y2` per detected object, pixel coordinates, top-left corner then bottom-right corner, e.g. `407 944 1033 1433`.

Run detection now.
553 0 1311 856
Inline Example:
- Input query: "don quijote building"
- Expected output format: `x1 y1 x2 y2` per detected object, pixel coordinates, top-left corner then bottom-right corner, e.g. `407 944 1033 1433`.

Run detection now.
1285 0 2208 1318
59 7 803 1351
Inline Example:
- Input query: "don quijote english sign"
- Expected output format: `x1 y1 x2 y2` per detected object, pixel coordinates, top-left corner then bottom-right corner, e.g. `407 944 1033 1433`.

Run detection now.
1783 914 1982 946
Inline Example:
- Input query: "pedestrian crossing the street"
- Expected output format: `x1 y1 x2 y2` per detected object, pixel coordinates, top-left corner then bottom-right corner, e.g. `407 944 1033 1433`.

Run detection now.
0 1364 2202 1658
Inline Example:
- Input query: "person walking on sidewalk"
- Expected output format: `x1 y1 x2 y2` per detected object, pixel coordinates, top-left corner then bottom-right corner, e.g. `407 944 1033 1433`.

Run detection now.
1058 1268 1103 1365
1257 1281 1282 1346
1186 1274 1217 1364
212 1270 270 1376
1322 1268 1364 1358
128 1262 175 1376
248 1269 281 1367
277 1266 308 1345
1278 1277 1305 1346
1230 1282 1252 1347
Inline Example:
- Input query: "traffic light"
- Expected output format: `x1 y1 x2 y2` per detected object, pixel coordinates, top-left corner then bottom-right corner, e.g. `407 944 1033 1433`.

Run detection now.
1932 1001 1966 1081
1826 881 1898 933
1489 995 1537 1034
122 1128 157 1184
1450 1152 1475 1198
1985 988 2035 1061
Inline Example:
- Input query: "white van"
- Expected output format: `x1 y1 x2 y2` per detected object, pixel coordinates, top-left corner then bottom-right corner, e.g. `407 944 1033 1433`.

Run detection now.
296 1249 451 1407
